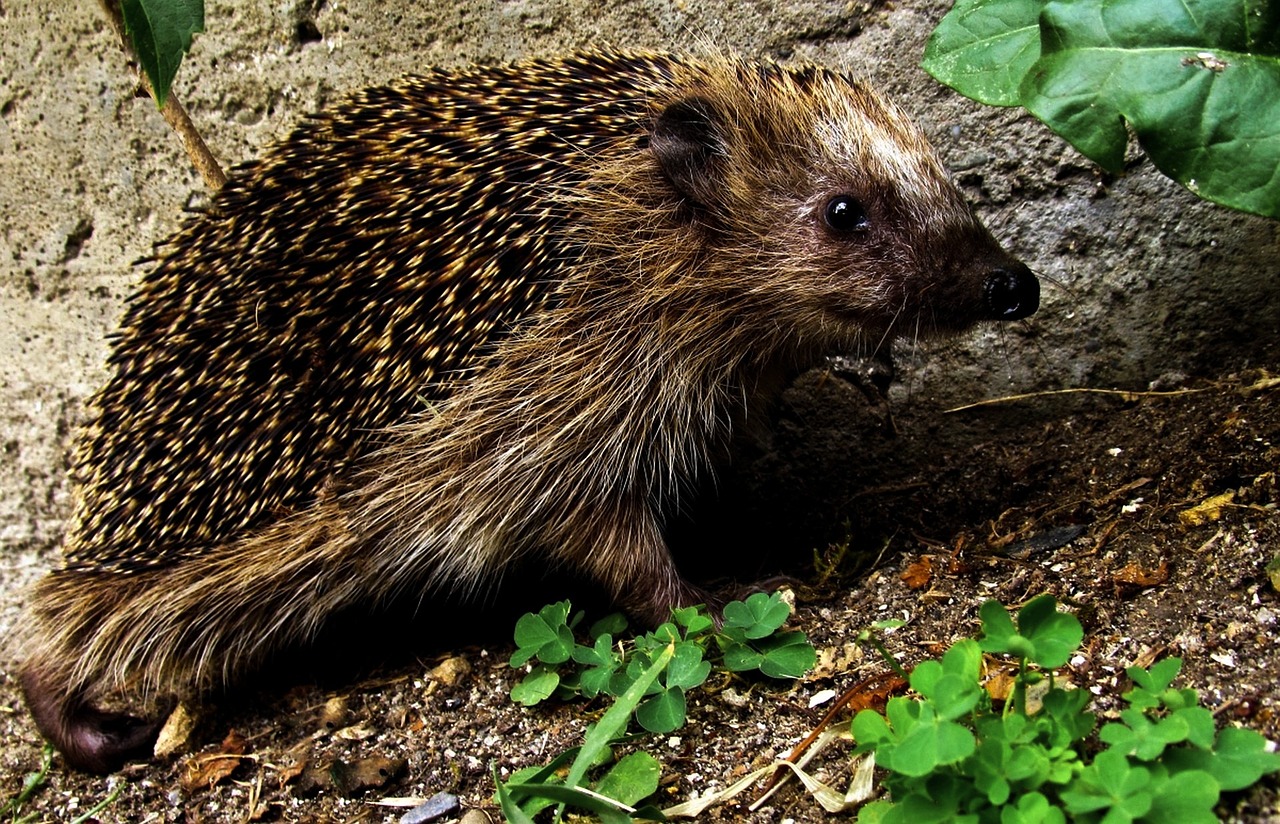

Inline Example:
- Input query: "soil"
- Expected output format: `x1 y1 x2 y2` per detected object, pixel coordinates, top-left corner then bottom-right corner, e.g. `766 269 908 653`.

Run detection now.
1 364 1277 823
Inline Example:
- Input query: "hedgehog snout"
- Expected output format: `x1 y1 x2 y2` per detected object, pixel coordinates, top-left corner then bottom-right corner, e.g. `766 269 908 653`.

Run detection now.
982 263 1039 321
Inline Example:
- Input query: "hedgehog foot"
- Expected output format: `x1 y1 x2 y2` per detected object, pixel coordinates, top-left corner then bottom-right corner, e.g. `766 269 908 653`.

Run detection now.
20 664 162 774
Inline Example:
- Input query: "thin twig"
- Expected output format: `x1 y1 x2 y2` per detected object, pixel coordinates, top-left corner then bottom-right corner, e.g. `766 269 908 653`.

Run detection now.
944 386 1206 414
96 0 227 190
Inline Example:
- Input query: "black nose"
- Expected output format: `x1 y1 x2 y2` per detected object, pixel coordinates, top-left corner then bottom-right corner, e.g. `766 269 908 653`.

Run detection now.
984 265 1039 320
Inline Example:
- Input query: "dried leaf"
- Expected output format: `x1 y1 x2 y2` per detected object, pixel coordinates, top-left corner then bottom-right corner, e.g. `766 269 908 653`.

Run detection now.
1113 560 1170 587
900 556 933 590
153 701 198 759
809 643 864 680
1179 490 1236 526
333 723 377 741
984 671 1017 702
274 742 311 785
331 755 407 796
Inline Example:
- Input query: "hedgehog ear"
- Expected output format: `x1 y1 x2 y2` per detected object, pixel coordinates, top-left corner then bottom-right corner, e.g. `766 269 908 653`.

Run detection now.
651 96 726 209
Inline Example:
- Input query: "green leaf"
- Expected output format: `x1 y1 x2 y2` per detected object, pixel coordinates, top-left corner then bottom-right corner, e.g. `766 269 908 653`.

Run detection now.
120 0 205 107
593 751 661 808
923 0 1280 219
563 642 674 791
500 748 581 818
1144 767 1220 823
1014 594 1083 668
501 781 634 824
1164 726 1280 790
1173 706 1218 749
881 702 976 777
510 667 560 706
721 642 763 672
590 612 629 639
979 596 1082 668
1001 791 1067 824
664 642 711 690
721 591 792 639
577 634 621 698
856 799 894 823
573 634 615 667
757 631 817 679
671 605 714 635
911 666 981 722
922 0 1044 106
1059 749 1153 818
852 708 895 750
1128 657 1183 693
580 665 616 699
978 599 1026 656
1042 687 1096 744
494 763 539 824
908 640 982 721
1023 0 1280 217
512 601 575 666
636 687 686 734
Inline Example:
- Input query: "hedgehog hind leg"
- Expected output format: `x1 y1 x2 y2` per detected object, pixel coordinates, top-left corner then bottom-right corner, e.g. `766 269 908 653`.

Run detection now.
569 502 722 628
19 661 163 774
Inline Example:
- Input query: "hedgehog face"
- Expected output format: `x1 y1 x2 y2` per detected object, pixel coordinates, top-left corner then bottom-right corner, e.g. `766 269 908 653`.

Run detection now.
648 65 1037 349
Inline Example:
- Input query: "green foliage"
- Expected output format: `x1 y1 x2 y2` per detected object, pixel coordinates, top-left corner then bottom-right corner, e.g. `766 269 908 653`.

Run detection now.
119 0 205 106
2 746 124 824
923 0 1280 219
510 592 815 733
852 595 1280 822
501 592 815 821
1 746 50 824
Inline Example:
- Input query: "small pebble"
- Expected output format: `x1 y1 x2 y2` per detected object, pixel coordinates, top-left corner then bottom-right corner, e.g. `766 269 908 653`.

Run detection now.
400 791 461 823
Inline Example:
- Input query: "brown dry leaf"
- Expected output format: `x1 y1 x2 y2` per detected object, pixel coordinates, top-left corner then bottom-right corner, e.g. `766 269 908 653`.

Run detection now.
985 671 1017 702
331 756 408 796
333 723 377 741
274 741 311 785
809 643 864 680
1113 560 1170 588
1130 647 1163 670
900 555 933 590
1179 490 1236 526
153 701 198 759
179 733 249 793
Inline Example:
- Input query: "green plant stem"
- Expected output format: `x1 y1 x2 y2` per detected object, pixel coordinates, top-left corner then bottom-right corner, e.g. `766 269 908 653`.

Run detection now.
68 782 124 824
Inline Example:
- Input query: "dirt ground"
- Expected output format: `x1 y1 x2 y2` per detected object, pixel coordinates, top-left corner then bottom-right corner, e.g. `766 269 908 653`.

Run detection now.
1 362 1277 822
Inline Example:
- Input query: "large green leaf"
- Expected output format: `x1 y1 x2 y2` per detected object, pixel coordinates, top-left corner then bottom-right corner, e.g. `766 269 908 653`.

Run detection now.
922 0 1043 106
120 0 205 106
1024 0 1280 217
923 0 1280 219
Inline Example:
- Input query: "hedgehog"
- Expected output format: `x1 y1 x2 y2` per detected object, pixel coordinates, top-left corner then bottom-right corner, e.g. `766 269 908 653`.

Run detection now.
18 50 1038 773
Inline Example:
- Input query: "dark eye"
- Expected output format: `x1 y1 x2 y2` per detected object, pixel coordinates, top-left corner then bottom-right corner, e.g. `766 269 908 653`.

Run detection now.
823 195 869 233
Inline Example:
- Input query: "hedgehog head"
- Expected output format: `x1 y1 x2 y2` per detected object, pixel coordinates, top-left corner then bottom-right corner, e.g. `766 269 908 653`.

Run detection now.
596 55 1038 356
